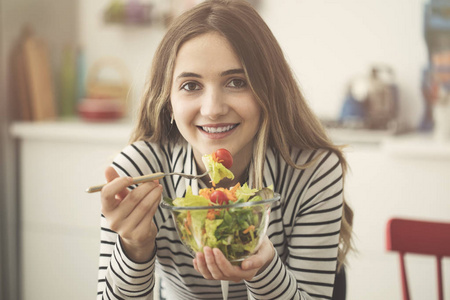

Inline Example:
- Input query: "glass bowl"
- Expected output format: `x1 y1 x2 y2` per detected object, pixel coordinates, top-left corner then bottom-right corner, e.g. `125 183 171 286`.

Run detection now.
160 193 280 265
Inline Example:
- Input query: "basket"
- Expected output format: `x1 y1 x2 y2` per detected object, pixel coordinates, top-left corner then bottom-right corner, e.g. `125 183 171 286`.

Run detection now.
86 57 131 106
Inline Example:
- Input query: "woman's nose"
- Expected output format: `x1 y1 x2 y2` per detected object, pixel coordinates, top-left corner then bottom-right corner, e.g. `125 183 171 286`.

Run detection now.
200 89 229 119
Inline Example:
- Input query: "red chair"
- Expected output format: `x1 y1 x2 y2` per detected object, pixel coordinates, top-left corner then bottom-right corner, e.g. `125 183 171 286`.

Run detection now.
386 218 450 300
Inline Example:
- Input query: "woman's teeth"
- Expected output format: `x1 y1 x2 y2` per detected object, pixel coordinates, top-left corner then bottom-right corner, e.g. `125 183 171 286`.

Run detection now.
201 125 236 133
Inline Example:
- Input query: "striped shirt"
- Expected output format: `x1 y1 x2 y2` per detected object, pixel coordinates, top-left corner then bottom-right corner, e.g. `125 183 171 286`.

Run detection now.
98 140 343 300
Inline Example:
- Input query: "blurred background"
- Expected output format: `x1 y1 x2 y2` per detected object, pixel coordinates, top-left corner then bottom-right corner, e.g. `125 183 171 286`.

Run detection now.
1 0 450 299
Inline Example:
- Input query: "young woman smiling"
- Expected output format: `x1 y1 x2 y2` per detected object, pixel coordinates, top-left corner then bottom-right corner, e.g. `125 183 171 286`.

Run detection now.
97 1 353 299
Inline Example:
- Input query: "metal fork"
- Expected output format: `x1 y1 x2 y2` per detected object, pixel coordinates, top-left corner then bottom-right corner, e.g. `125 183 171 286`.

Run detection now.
86 170 209 193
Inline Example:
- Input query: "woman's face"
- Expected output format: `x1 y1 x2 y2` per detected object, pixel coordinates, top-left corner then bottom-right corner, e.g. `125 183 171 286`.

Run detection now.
170 32 261 171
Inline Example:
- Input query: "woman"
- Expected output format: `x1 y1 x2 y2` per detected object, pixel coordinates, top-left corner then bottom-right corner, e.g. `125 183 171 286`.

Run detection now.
98 1 353 299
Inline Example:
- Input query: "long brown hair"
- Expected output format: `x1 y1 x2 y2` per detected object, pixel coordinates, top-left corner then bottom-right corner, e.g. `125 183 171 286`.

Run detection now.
130 0 353 269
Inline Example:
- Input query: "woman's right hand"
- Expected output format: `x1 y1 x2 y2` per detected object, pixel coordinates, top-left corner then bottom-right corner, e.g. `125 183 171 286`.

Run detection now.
101 166 162 262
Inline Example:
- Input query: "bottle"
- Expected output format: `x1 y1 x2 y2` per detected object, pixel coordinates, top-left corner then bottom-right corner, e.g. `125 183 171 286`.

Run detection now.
60 45 76 117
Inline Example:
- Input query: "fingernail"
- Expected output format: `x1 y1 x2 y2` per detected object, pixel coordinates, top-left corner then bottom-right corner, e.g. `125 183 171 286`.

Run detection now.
244 261 253 269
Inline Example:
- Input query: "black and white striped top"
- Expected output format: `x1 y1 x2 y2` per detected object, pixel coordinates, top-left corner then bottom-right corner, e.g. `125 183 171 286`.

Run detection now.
98 140 343 300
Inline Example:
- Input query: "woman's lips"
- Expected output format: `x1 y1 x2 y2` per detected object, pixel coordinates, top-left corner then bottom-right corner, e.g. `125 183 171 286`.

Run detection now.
197 124 239 139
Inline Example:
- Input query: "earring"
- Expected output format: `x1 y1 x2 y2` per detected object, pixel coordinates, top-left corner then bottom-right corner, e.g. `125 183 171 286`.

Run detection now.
170 114 174 124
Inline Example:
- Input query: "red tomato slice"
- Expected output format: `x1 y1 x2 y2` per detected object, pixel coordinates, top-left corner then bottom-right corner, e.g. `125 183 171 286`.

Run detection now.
214 148 233 169
210 190 229 205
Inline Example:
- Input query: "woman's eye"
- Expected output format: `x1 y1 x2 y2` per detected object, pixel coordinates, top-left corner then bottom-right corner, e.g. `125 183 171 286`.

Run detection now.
181 82 200 91
228 79 246 88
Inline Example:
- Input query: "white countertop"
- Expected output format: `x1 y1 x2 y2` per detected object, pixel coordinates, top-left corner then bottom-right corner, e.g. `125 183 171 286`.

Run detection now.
10 119 133 144
328 128 450 159
381 133 450 159
10 120 450 159
326 128 390 145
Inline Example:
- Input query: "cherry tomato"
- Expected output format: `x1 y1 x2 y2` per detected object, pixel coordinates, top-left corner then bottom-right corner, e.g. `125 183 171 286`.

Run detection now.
210 190 229 205
214 148 233 169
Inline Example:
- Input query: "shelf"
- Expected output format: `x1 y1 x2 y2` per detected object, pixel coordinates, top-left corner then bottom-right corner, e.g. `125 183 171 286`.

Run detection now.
326 128 390 145
381 133 450 160
11 120 450 160
10 119 133 144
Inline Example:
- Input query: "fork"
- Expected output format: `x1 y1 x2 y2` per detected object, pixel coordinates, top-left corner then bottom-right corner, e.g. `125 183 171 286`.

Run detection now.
86 170 209 193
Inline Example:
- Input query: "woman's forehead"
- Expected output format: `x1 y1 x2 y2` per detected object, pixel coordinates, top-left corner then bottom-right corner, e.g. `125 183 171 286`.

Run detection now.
173 32 242 79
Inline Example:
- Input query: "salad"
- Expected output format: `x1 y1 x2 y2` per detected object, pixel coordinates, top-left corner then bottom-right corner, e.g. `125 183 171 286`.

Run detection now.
169 184 274 262
201 148 234 186
163 149 276 262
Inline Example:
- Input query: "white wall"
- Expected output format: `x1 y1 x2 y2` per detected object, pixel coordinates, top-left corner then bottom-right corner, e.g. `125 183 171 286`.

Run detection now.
260 0 428 129
78 0 429 130
77 0 166 119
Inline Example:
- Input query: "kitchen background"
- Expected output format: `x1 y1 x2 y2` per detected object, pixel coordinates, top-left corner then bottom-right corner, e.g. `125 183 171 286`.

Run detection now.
1 0 450 299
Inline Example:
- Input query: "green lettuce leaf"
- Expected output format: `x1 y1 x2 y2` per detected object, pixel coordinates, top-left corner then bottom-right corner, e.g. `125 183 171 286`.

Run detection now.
204 219 223 248
173 186 210 207
235 183 259 202
202 154 234 185
190 210 208 249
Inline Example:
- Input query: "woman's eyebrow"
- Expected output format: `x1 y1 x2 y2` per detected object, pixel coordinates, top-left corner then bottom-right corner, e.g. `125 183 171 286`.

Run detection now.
176 72 202 80
221 68 244 76
175 68 244 80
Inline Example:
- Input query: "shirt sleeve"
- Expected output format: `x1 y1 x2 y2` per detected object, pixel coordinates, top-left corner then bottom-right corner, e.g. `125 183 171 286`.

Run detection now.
245 150 344 300
97 216 157 299
97 142 161 299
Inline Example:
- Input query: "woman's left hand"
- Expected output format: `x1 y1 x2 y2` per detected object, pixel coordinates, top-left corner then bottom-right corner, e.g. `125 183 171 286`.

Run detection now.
193 236 274 283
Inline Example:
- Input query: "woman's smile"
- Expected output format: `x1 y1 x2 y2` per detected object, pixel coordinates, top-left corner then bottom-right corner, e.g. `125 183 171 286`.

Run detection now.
198 123 239 138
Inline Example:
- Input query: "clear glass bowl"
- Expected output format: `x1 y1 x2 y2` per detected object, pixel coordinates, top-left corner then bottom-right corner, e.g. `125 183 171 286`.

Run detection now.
160 193 280 265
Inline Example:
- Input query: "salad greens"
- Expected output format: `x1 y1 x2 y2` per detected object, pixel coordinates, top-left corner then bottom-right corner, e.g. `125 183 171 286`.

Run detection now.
165 148 275 262
202 153 234 186
169 183 274 262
